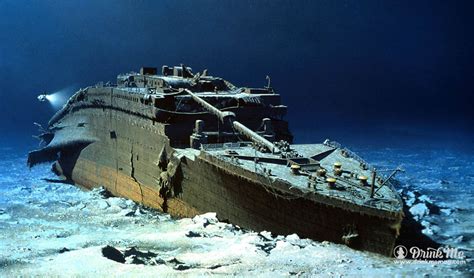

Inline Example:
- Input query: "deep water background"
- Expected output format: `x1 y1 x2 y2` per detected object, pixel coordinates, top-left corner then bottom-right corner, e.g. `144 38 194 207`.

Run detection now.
0 0 473 142
0 0 473 275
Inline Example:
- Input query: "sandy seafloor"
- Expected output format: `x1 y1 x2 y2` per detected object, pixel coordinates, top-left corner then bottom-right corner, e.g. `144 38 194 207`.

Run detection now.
0 137 473 277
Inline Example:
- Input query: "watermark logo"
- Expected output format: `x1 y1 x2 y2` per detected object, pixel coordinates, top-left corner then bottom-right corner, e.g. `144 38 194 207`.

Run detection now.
394 245 408 259
393 245 466 265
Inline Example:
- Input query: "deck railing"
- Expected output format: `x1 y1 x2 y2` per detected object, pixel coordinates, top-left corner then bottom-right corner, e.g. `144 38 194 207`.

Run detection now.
324 139 403 207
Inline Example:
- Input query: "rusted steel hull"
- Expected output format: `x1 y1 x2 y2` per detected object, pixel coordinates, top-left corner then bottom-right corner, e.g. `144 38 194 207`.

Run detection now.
50 108 402 256
68 157 199 218
29 66 404 257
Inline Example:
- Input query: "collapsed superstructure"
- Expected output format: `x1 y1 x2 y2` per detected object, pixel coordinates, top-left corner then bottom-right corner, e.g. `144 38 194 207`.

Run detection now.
29 65 404 256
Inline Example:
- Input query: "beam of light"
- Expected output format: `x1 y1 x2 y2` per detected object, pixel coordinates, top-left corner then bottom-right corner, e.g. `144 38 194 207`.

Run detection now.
45 93 64 109
42 86 76 110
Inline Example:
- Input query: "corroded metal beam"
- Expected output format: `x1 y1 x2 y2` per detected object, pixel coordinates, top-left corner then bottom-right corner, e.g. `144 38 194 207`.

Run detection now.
184 89 280 154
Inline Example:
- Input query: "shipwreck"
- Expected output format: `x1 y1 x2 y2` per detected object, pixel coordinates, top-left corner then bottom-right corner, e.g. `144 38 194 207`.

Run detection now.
28 65 404 256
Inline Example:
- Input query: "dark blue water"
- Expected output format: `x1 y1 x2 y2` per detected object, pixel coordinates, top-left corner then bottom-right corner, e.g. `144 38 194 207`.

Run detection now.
1 1 473 135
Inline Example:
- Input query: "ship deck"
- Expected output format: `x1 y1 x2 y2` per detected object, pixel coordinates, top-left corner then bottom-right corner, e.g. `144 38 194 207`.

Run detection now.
178 142 403 214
